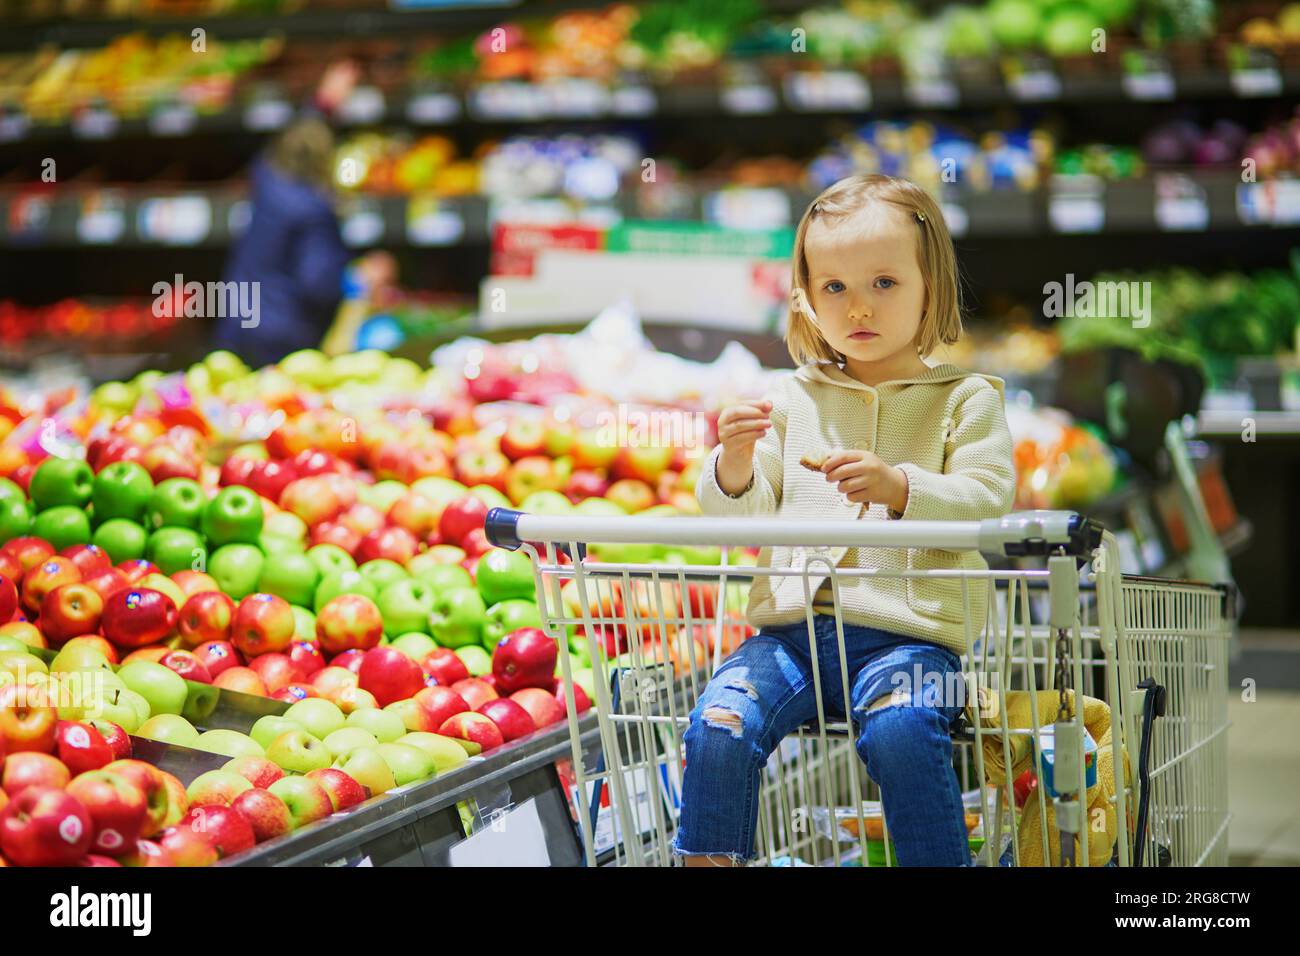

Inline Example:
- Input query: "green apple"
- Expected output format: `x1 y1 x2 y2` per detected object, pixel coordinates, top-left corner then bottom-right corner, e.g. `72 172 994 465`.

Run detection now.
429 587 487 648
202 485 264 547
147 477 207 531
322 727 379 759
194 729 265 759
29 457 94 511
376 578 436 638
406 556 473 592
356 480 409 512
0 497 32 546
92 461 154 523
475 548 537 606
399 732 469 773
306 543 356 577
0 635 29 654
313 569 377 613
92 518 148 563
455 645 492 677
258 552 321 608
185 769 253 806
389 632 437 661
209 543 265 601
118 688 152 730
571 667 596 702
291 606 317 641
32 506 92 551
519 490 573 515
284 698 346 740
409 476 468 508
333 746 396 796
50 643 114 677
344 706 406 743
0 476 25 505
374 742 437 786
267 774 335 830
147 526 206 576
468 484 511 511
266 729 332 774
483 599 544 652
204 349 248 386
359 559 408 592
81 684 144 733
260 534 304 556
137 714 200 747
575 497 626 517
264 510 308 542
250 714 304 751
118 660 188 716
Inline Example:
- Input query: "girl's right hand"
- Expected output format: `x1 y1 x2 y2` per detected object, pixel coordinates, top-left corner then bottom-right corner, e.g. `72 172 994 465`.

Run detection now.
716 399 773 469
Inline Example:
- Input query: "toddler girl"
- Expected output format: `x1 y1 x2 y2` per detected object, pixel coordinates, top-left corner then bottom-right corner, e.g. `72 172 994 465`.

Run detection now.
676 174 1017 866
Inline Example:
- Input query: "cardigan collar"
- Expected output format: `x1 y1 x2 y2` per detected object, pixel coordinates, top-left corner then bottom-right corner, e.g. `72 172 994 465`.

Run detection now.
794 360 1006 398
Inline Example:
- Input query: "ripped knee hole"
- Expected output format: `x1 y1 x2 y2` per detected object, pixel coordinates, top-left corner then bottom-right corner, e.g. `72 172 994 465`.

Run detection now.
701 706 745 738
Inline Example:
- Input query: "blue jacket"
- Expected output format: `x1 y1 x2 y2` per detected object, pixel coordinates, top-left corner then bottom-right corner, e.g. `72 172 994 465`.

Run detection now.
217 158 350 366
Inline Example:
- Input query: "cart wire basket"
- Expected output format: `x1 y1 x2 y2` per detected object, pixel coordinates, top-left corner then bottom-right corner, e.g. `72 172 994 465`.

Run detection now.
485 508 1233 868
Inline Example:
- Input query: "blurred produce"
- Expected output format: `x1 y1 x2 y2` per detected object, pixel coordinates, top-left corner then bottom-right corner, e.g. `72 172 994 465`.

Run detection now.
1141 118 1249 168
333 133 478 196
1007 404 1120 509
0 299 177 348
1241 108 1300 178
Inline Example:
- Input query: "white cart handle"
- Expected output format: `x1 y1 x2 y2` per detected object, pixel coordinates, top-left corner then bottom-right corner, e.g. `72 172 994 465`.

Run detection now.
485 508 1100 558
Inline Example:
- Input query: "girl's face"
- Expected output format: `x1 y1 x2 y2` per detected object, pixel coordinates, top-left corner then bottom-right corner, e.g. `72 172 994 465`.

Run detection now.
803 202 929 380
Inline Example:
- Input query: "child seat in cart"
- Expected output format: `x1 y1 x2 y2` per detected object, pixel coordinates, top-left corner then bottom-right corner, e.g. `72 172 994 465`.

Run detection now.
486 508 1233 867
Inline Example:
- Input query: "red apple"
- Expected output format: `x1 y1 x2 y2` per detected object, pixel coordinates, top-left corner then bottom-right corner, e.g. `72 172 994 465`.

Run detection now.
311 666 358 697
78 853 123 867
230 788 292 843
453 450 509 494
3 751 71 795
291 449 343 477
564 469 610 502
21 555 81 615
412 686 470 730
0 682 57 754
180 804 255 860
492 627 558 694
553 677 592 716
510 687 566 728
213 667 268 697
81 568 130 604
0 785 92 866
331 685 378 714
437 712 505 752
59 544 112 579
279 476 345 526
3 537 55 575
419 647 470 686
116 559 159 586
103 759 169 838
309 521 362 554
505 455 561 504
246 459 299 502
219 456 258 488
67 769 148 856
477 697 537 741
158 824 219 866
383 698 434 733
438 496 489 547
305 768 367 811
338 503 385 538
224 756 284 790
231 593 295 658
178 591 235 648
121 838 175 867
193 640 240 679
55 720 113 775
288 640 325 678
606 478 656 513
499 417 546 461
355 526 418 566
161 649 213 684
0 573 17 623
451 677 499 711
358 646 425 708
248 652 303 694
100 587 178 648
38 582 103 643
89 720 132 760
315 594 384 656
272 683 319 703
460 527 492 559
172 570 220 599
387 492 441 538
330 649 366 674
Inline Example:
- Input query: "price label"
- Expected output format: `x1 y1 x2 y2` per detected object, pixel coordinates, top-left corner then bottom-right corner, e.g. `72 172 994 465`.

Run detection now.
338 86 386 125
0 113 30 143
783 71 871 111
407 200 465 245
471 82 543 120
1122 71 1175 101
905 77 959 108
1231 68 1282 98
137 196 213 246
611 85 656 116
243 99 293 131
940 202 969 238
1008 70 1061 102
406 91 461 124
71 108 119 140
148 102 198 137
1155 196 1208 232
77 207 126 244
720 84 778 114
540 78 610 117
341 208 385 247
1048 196 1105 233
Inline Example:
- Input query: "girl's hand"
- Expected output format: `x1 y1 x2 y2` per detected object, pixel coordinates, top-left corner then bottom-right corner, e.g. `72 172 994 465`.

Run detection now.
820 449 909 512
716 399 773 467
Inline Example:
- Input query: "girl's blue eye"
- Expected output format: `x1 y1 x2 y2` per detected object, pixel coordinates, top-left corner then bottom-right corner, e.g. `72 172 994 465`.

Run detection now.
876 278 896 290
823 281 845 294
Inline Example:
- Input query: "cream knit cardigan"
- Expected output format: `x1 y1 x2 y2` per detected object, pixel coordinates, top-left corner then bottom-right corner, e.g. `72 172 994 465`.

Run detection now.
695 361 1017 655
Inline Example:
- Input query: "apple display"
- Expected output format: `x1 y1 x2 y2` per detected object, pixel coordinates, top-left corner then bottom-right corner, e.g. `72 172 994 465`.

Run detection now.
398 732 469 773
284 698 346 741
420 647 470 686
179 804 255 859
66 769 148 856
477 697 538 742
118 660 187 716
267 776 334 830
265 729 332 774
437 712 505 753
186 769 254 808
230 788 292 843
3 751 71 796
222 755 284 790
357 646 425 707
374 742 437 787
451 678 499 711
158 825 219 867
137 714 200 748
194 729 264 759
305 767 367 811
103 759 170 838
345 707 406 743
55 720 114 775
331 746 395 798
249 715 303 751
0 785 93 866
509 687 566 728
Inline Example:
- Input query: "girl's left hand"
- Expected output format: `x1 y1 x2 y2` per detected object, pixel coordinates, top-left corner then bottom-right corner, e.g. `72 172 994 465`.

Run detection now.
820 449 909 513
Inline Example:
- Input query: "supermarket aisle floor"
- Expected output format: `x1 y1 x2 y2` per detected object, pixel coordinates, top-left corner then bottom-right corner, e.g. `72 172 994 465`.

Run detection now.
1227 690 1300 866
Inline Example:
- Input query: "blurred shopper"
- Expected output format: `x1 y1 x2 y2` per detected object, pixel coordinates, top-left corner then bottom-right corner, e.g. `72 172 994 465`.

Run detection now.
216 62 391 366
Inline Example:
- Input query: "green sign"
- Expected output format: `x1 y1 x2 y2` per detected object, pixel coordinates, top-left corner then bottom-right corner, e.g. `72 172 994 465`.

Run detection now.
606 221 794 259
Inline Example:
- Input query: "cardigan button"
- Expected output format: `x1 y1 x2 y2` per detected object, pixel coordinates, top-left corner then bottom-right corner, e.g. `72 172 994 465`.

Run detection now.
860 392 875 404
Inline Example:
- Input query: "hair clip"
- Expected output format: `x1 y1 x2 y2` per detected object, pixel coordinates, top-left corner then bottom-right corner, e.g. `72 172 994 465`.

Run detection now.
914 210 926 223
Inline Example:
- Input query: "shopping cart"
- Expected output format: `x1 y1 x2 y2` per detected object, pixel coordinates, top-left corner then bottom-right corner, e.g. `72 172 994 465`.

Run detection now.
485 509 1233 867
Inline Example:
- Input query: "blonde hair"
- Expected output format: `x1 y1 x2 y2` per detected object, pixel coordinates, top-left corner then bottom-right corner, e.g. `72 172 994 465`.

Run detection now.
786 174 962 365
268 117 337 193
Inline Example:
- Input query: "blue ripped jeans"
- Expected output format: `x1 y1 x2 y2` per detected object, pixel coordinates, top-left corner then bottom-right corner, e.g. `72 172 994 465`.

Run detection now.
673 614 971 866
